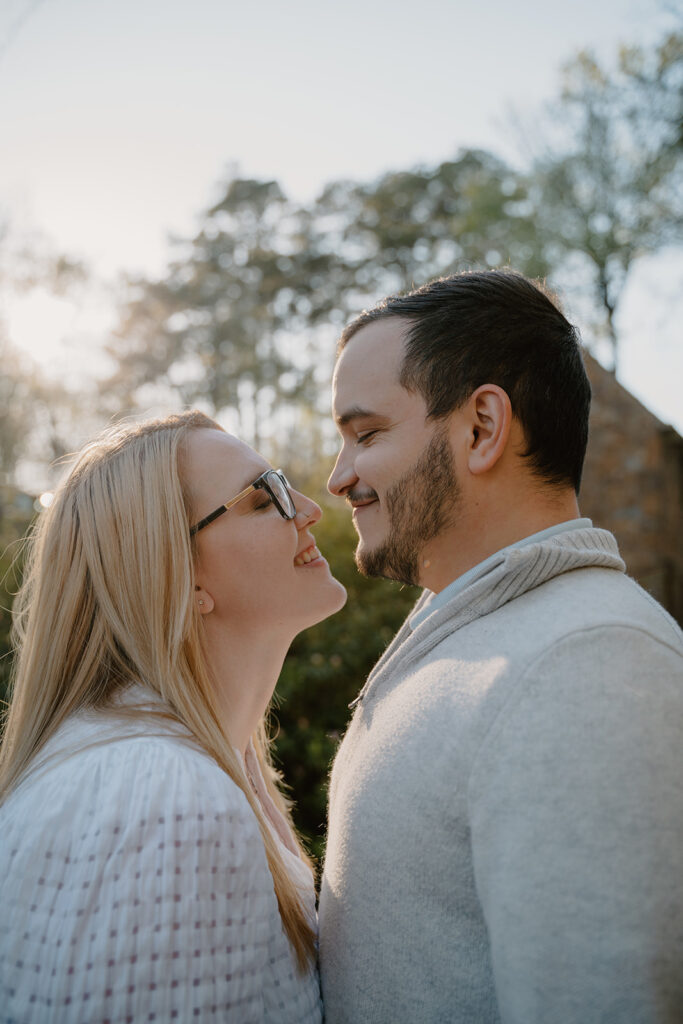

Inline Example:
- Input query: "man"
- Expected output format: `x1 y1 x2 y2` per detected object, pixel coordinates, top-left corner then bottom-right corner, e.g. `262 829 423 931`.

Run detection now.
319 270 683 1024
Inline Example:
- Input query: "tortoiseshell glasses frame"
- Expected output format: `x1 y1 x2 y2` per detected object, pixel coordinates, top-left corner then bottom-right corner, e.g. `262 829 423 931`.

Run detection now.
189 469 296 536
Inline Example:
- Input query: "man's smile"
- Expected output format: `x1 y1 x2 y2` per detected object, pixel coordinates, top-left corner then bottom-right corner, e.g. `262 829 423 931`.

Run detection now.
350 498 379 523
347 489 379 512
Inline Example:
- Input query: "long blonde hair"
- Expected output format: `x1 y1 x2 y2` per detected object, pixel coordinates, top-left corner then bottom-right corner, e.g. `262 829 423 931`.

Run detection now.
0 410 316 969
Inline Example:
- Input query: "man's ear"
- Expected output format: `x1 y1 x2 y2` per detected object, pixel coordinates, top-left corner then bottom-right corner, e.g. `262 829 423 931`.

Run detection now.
194 584 214 615
465 384 512 475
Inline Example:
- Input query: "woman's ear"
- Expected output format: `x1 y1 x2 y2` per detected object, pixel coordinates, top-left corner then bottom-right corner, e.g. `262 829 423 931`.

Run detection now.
466 384 512 476
194 584 214 615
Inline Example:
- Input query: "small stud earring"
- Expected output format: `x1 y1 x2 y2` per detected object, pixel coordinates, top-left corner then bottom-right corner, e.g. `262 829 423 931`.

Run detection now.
198 599 204 606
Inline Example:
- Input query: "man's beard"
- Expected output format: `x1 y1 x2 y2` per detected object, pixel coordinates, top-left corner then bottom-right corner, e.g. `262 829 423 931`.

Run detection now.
356 427 460 586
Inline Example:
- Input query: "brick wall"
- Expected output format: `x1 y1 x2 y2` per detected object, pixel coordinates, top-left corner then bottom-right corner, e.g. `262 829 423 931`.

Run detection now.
579 353 683 625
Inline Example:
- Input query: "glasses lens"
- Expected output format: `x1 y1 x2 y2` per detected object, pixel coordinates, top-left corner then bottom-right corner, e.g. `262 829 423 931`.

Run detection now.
269 471 296 518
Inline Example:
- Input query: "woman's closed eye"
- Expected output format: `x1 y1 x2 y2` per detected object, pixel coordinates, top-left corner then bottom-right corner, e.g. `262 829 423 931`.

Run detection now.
253 494 274 511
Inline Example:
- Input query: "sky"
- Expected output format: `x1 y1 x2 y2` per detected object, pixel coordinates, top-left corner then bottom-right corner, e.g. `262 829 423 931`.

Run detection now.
1 0 681 449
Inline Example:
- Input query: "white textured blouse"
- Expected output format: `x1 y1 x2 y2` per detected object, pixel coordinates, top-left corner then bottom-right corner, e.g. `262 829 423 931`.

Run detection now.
0 687 322 1023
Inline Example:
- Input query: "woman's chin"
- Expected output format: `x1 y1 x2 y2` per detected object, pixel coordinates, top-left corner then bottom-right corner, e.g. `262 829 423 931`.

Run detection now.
331 579 348 611
304 579 347 629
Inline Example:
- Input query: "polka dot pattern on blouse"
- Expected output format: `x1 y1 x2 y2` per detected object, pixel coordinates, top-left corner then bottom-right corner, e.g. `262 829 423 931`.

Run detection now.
0 692 322 1024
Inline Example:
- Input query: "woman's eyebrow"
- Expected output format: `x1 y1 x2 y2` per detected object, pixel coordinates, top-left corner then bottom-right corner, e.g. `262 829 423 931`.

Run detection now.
234 464 271 492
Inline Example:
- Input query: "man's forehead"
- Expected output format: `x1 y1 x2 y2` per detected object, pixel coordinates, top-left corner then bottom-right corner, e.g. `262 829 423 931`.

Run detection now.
333 317 408 395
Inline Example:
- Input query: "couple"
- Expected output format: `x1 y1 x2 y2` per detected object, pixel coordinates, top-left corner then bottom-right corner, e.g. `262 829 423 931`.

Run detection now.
1 270 682 1023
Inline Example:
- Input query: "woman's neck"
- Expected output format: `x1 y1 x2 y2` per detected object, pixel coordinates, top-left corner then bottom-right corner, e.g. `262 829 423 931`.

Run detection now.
203 619 290 753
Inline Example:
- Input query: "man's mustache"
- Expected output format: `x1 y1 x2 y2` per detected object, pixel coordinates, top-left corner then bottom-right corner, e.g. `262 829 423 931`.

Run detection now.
346 488 379 506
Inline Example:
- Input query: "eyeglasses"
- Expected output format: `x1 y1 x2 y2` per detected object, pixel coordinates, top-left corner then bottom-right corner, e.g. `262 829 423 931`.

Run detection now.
190 469 296 536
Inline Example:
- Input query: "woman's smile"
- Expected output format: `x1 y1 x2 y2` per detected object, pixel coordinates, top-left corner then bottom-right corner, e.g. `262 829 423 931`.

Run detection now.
294 543 325 567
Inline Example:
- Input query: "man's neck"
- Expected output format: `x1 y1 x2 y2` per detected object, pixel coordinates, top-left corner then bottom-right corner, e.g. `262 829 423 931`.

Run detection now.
419 491 581 594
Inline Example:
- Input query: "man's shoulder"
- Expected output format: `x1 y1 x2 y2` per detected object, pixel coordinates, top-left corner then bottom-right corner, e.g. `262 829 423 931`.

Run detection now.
427 563 682 667
517 564 682 648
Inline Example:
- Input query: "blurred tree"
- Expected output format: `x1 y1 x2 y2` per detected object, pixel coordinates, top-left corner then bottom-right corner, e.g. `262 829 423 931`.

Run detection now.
0 337 86 716
105 178 330 449
0 334 35 482
528 29 682 369
0 486 34 709
0 214 86 297
0 217 93 720
311 149 549 301
0 214 89 484
0 329 92 488
105 151 547 449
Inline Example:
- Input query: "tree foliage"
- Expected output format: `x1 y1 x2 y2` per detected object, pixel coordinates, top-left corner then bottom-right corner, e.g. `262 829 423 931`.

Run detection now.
312 149 549 295
529 29 682 367
0 487 33 708
104 149 551 445
0 215 90 484
0 330 94 489
0 335 36 482
106 179 327 449
105 23 681 413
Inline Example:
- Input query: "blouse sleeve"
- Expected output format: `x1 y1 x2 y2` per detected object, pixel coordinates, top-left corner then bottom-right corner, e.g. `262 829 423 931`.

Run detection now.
1 733 297 1023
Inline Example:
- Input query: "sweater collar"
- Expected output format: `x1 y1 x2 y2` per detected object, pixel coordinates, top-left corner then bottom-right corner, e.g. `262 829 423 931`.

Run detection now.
349 524 625 711
409 518 593 630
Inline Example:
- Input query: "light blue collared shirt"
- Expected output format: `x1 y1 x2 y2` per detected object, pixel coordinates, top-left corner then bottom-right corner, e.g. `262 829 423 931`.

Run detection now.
409 518 593 630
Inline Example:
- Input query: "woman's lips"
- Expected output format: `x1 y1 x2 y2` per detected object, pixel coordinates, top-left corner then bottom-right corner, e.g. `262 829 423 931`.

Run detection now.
294 543 325 567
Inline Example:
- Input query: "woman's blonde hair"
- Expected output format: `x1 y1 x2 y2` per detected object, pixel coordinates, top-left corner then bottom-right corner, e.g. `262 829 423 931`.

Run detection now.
0 410 316 969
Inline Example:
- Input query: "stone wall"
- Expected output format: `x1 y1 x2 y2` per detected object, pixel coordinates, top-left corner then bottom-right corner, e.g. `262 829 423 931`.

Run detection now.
580 353 683 625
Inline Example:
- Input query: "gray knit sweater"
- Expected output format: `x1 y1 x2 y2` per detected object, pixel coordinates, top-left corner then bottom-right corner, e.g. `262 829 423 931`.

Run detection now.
319 526 683 1024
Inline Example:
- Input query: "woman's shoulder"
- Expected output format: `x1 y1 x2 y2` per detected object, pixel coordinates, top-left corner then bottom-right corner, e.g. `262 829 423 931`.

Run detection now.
1 691 255 838
0 702 272 920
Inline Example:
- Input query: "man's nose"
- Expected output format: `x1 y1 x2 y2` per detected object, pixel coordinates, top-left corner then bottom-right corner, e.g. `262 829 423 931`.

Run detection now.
327 450 357 497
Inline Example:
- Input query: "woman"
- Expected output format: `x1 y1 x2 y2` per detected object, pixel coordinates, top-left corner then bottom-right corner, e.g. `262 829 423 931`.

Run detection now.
0 410 347 1022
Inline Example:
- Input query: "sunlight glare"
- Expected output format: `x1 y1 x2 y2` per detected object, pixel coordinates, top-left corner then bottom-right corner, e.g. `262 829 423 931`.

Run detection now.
4 289 75 367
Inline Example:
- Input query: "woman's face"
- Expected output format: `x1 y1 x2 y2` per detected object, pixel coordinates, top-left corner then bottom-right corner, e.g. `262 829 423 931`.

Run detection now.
184 428 347 640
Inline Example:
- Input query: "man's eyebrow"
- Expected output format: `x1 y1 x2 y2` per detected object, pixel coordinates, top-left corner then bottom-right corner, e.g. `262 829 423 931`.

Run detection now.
335 406 388 428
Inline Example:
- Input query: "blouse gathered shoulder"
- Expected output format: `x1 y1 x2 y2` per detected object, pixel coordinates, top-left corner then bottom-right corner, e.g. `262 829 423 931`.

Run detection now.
0 687 322 1024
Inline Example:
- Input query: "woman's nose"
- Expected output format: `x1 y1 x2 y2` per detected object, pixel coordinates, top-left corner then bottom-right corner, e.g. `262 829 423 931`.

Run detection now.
293 491 322 527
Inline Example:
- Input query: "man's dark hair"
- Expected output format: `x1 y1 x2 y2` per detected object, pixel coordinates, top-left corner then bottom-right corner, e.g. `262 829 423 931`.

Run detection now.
339 270 592 492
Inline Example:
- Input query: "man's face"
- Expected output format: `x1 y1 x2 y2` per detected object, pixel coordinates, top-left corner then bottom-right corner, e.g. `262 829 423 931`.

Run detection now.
328 317 461 587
